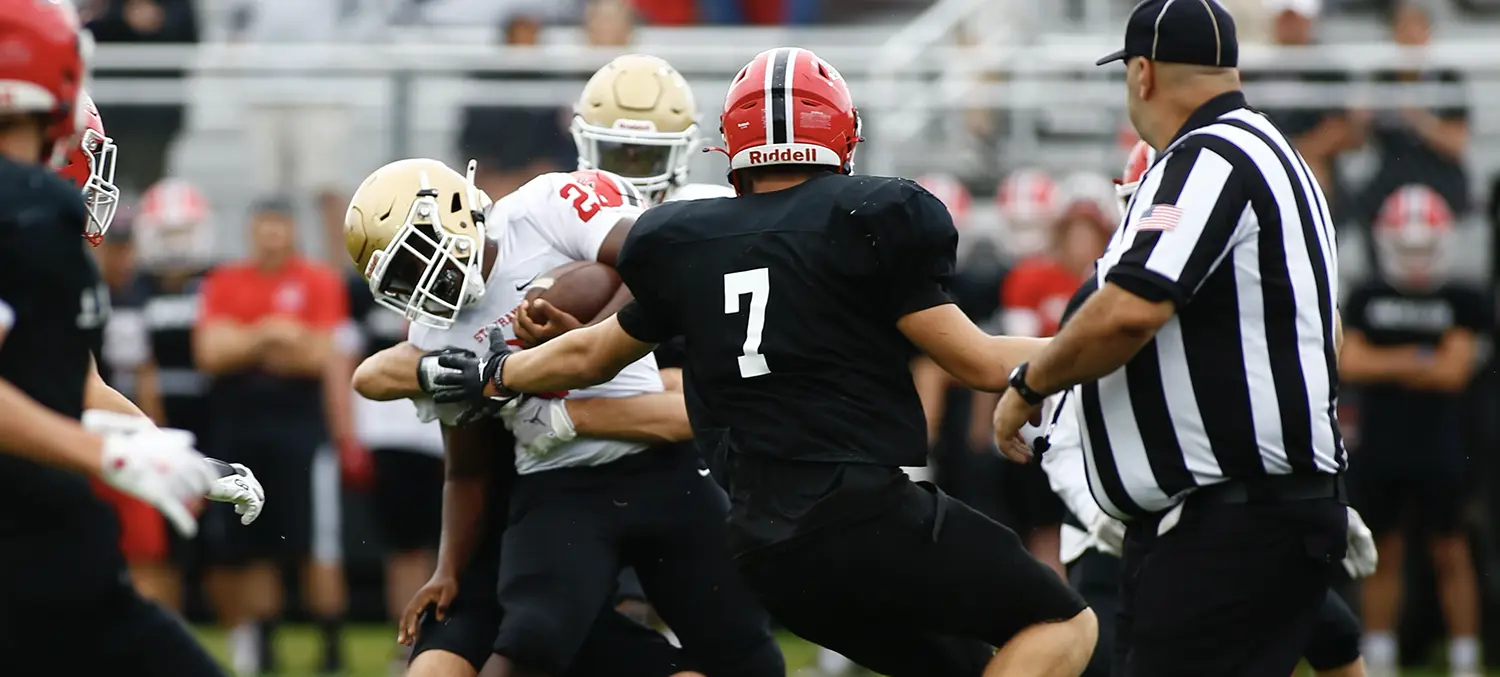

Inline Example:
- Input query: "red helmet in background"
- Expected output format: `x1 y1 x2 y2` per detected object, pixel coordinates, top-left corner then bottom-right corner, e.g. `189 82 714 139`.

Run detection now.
916 172 972 227
716 47 861 194
1116 140 1155 210
1373 184 1455 290
995 168 1059 259
0 0 92 169
135 178 214 270
58 92 119 245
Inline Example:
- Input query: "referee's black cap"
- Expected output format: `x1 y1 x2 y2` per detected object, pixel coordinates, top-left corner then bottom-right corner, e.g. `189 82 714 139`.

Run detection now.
1096 0 1239 68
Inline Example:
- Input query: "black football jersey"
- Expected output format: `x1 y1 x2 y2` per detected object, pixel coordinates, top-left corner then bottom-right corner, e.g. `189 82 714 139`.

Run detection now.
615 174 957 468
0 157 124 589
1343 280 1491 447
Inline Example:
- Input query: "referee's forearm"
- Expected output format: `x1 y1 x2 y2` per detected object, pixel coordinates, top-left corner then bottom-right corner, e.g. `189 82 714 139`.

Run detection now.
1027 306 1158 396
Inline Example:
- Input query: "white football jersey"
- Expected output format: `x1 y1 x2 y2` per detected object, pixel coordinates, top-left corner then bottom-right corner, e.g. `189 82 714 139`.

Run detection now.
665 182 735 203
408 171 662 475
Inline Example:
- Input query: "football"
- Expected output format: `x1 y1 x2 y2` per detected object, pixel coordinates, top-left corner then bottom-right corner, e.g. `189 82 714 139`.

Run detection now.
524 261 623 324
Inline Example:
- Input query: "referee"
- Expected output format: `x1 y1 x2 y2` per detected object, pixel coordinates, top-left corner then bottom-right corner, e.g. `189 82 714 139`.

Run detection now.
993 2 1349 676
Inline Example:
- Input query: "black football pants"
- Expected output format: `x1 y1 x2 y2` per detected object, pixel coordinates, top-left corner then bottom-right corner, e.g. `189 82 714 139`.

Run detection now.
735 479 1089 677
492 447 783 677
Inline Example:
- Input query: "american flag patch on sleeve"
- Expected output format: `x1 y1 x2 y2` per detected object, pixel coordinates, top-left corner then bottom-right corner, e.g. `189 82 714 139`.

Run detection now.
1137 204 1183 232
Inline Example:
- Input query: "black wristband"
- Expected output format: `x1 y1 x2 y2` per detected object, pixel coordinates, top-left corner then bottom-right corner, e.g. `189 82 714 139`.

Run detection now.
484 351 519 399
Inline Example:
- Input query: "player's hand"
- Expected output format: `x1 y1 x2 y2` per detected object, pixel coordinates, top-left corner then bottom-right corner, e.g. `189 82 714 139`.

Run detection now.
398 572 460 646
204 458 266 525
337 438 374 491
993 388 1042 463
1092 513 1127 557
514 299 584 348
1343 506 1378 579
416 348 471 396
99 427 216 537
501 396 578 459
432 330 518 406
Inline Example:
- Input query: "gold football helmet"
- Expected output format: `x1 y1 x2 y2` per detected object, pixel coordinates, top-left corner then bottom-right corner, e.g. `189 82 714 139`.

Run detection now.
344 158 488 329
572 54 699 204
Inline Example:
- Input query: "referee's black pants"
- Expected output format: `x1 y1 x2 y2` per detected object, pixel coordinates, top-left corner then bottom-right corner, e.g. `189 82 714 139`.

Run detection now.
1113 492 1346 677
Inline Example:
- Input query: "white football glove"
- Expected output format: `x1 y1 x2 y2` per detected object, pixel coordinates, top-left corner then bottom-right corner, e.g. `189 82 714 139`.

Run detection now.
99 426 216 537
1343 506 1378 579
205 458 266 525
501 396 577 459
1092 512 1127 557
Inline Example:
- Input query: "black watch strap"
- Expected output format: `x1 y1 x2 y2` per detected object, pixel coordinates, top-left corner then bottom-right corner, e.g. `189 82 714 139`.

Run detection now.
1010 363 1047 406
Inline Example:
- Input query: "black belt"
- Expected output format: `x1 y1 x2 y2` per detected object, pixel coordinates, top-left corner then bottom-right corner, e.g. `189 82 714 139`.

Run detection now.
1190 473 1346 506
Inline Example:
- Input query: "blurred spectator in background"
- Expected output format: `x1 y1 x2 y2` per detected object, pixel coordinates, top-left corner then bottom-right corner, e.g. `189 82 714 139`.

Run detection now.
1340 185 1488 677
1219 0 1270 44
587 0 638 45
1353 1 1471 227
232 0 375 259
695 0 819 24
460 12 582 199
193 198 350 676
1248 0 1360 209
83 0 199 193
984 179 1115 581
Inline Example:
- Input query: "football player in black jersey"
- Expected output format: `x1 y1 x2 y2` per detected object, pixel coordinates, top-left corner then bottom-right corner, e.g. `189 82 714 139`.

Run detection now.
435 47 1097 677
1339 185 1489 677
0 3 241 675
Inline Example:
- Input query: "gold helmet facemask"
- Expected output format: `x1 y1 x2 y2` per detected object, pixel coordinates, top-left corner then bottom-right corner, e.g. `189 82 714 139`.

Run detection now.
348 159 488 330
572 54 699 204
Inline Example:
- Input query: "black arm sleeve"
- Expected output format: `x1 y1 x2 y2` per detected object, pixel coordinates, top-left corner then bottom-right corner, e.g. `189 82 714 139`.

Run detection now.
614 212 678 344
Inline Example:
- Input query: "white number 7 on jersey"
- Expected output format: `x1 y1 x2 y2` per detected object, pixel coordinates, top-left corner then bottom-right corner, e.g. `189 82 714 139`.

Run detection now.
723 268 771 378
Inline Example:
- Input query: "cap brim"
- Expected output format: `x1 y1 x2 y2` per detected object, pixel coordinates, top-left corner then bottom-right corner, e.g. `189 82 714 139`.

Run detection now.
1095 50 1128 66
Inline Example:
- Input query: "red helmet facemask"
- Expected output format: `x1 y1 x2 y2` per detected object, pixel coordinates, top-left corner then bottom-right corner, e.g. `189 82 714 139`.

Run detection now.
708 47 862 195
57 93 119 246
1115 140 1156 212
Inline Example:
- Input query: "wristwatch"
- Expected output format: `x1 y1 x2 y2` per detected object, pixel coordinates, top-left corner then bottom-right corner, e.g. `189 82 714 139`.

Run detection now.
1008 363 1047 406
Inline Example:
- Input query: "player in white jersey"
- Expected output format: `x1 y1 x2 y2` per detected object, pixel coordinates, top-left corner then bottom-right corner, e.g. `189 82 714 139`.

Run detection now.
345 159 782 677
572 53 735 208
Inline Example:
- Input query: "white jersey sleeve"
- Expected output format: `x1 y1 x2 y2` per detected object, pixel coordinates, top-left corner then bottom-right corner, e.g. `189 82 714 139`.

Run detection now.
665 183 736 202
515 172 643 262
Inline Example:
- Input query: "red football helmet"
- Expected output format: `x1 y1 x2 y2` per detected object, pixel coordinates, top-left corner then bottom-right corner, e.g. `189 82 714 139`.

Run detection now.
1373 184 1455 290
996 168 1059 258
135 178 213 270
0 0 92 169
916 173 972 227
58 92 119 246
1116 140 1156 210
715 47 861 194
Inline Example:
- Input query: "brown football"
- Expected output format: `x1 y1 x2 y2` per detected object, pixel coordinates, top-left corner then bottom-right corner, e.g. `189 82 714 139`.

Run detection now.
524 261 623 324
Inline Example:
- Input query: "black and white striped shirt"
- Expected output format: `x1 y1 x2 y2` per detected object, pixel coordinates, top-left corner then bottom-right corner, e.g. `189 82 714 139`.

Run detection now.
1079 91 1345 520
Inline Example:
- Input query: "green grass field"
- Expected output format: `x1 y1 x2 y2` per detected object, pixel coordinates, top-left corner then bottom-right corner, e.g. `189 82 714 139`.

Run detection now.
189 624 1492 677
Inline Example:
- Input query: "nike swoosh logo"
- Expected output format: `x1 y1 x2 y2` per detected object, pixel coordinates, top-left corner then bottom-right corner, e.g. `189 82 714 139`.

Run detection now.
514 273 541 291
697 468 711 477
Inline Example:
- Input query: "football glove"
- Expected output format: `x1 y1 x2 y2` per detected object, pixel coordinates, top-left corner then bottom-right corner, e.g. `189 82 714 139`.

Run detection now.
1092 512 1127 557
431 327 519 407
99 426 216 538
501 396 577 459
205 458 266 525
416 348 471 396
1343 506 1378 579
